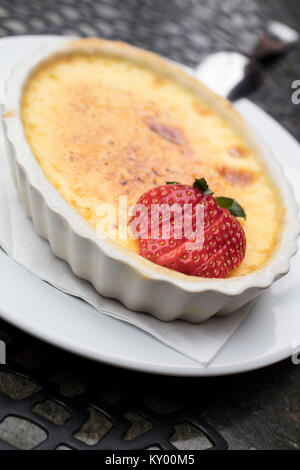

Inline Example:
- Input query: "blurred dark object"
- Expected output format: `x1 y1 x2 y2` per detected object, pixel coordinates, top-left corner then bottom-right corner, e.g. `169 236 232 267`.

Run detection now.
254 21 299 63
196 21 299 102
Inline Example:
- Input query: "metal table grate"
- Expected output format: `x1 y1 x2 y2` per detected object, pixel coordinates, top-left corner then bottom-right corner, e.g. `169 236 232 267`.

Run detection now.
0 329 227 450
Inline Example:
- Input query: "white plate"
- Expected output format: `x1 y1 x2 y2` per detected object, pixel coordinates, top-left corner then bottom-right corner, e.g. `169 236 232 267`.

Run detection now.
0 35 299 376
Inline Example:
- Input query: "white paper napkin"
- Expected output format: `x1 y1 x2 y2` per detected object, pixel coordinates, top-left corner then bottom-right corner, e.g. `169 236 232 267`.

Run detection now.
0 126 252 366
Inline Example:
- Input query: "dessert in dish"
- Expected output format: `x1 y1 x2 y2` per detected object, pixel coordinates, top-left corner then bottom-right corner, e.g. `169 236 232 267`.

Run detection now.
3 38 298 321
21 38 283 279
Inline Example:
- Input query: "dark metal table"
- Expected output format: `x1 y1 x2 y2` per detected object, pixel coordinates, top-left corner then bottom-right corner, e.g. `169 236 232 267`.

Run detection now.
0 0 299 450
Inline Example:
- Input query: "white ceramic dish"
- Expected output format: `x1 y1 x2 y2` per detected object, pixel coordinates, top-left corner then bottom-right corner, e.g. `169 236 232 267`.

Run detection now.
2 36 300 323
0 36 300 376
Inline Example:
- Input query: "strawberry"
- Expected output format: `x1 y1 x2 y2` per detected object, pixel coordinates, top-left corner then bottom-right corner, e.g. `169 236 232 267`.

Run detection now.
130 178 246 278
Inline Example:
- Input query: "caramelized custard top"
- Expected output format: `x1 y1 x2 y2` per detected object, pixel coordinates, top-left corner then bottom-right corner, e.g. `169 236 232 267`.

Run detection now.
21 49 283 277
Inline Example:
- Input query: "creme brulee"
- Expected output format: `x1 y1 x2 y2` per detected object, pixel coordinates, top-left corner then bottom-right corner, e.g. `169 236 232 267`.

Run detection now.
21 42 284 277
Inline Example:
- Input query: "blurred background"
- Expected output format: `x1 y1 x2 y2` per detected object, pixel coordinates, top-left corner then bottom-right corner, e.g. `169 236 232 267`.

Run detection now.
0 0 299 451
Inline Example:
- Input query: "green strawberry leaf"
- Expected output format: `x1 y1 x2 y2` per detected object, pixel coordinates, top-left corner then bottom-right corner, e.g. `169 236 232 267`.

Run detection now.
193 177 214 195
216 196 246 219
166 181 180 185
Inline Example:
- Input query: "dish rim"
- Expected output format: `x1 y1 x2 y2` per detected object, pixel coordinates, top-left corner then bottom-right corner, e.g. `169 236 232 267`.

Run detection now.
3 37 300 296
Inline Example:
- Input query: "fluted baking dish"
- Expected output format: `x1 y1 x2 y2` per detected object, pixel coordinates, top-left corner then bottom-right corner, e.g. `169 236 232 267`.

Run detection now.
2 38 300 322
